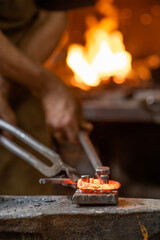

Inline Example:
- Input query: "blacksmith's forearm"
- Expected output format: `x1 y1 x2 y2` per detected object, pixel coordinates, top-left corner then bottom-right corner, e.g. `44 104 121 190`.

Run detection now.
0 31 43 93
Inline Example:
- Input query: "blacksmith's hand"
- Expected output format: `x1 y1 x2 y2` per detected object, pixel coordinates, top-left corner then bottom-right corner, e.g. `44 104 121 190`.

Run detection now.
39 69 86 143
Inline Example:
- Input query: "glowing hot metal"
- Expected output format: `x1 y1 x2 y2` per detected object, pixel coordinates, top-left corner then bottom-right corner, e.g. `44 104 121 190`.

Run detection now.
77 178 121 193
73 166 121 204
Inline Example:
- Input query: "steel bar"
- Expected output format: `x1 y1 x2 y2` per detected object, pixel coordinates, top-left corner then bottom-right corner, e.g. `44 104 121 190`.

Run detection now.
39 178 76 185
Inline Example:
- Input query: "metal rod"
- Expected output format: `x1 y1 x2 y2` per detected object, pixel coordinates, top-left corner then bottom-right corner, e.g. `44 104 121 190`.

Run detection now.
78 131 102 170
39 178 76 185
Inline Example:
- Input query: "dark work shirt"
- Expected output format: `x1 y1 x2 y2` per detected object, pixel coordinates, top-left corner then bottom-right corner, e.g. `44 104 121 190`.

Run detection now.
0 0 96 30
0 0 37 32
36 0 96 11
0 0 95 42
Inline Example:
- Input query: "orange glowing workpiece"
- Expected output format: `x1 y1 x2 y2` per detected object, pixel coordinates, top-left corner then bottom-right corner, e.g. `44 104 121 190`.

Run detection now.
77 178 121 192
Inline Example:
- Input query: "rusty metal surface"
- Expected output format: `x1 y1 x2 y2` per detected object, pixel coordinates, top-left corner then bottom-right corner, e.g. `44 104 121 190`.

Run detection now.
72 189 118 204
0 196 160 240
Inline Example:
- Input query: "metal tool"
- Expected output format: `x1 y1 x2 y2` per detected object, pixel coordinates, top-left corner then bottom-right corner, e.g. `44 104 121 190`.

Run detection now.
72 166 120 205
39 130 103 185
78 131 103 170
0 119 120 202
72 189 118 205
37 127 121 204
72 135 120 204
0 119 79 183
39 178 76 185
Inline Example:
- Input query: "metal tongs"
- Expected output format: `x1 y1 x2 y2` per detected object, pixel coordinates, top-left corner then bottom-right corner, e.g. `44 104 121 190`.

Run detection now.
40 131 103 186
0 119 103 188
39 131 102 188
0 119 79 183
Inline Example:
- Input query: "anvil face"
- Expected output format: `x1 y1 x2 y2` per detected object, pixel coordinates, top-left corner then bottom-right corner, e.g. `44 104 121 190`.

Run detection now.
72 189 118 205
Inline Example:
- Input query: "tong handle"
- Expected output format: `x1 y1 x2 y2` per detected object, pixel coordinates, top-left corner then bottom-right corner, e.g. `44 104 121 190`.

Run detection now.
0 119 65 177
0 119 60 163
0 135 63 177
78 131 102 170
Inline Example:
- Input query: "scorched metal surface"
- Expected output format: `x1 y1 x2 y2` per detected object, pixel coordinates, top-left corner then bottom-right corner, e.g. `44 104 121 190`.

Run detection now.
0 196 160 240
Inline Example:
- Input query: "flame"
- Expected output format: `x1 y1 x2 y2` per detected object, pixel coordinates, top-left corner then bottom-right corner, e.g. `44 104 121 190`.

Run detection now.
77 178 121 192
66 0 132 90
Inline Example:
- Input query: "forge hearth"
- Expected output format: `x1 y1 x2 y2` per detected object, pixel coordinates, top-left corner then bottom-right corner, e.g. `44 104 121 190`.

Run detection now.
82 88 160 123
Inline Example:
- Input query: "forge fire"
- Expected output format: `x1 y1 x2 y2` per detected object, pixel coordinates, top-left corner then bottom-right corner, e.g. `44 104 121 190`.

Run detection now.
66 0 132 90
